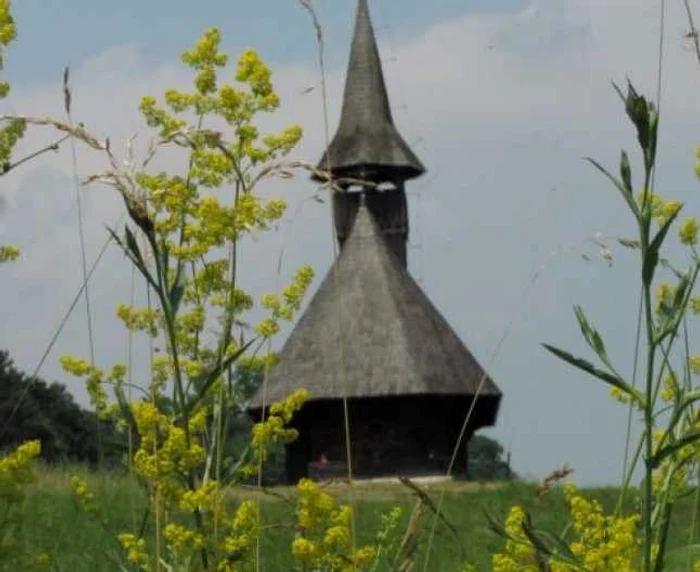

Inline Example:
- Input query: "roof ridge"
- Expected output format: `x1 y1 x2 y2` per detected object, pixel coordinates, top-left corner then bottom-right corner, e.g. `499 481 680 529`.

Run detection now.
345 204 424 391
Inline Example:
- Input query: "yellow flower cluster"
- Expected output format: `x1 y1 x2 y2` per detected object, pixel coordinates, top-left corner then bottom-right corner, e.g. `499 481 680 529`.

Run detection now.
59 356 109 418
157 192 287 260
244 389 309 475
0 0 15 49
492 505 540 572
679 216 699 246
136 28 302 243
564 483 641 571
269 388 309 423
150 354 172 394
691 355 700 375
187 258 229 299
493 484 644 572
655 282 675 315
117 533 150 570
637 190 682 226
691 295 700 315
0 440 40 504
610 386 634 406
660 373 678 403
0 244 19 262
181 27 228 97
130 401 207 501
33 553 50 569
70 475 98 514
0 0 24 168
116 303 160 336
179 479 220 513
219 500 260 569
163 522 205 557
256 265 314 337
292 478 376 571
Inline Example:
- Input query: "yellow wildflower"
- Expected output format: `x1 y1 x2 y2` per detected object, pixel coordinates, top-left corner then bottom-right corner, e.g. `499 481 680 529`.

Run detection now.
691 296 700 315
610 386 632 405
661 373 678 402
691 356 700 375
680 217 699 245
292 537 318 564
655 282 675 314
163 523 204 555
33 553 50 568
0 440 40 504
0 244 20 262
70 475 98 514
117 533 150 569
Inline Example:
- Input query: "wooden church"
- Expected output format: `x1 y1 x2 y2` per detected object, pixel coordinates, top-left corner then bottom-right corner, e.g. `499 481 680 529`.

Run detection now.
249 0 502 483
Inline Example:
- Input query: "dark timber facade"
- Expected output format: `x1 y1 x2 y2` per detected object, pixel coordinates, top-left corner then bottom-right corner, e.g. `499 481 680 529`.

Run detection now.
248 0 501 483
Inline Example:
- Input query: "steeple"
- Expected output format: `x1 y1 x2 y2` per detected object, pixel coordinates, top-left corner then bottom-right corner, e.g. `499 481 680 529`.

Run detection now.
313 0 425 185
248 3 502 484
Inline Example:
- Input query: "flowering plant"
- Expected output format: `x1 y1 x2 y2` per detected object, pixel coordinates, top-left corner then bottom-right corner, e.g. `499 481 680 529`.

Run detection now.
490 81 700 570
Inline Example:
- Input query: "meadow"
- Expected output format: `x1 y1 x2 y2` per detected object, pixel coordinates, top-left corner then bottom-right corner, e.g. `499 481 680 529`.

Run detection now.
5 0 700 569
4 467 698 571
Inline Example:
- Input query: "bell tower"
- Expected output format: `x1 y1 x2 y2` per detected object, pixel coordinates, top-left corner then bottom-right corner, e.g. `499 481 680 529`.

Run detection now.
312 0 425 266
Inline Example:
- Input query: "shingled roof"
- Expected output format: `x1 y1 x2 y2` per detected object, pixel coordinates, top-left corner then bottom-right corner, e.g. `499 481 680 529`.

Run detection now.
313 0 426 184
249 201 500 408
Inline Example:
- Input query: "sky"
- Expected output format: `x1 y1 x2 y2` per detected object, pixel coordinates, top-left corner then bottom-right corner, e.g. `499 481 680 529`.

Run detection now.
2 0 700 486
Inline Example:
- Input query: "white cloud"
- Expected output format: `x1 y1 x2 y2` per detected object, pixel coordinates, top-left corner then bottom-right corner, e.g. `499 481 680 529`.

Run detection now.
2 0 700 485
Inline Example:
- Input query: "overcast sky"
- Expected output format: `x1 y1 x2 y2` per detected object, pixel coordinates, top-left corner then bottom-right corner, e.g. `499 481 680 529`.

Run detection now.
2 0 700 486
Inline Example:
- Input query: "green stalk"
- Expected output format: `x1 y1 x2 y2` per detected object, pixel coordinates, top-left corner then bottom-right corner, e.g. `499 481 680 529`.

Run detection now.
653 501 674 572
640 170 655 572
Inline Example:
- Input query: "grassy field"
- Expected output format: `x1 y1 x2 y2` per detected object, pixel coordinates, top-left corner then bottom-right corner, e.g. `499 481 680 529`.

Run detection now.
6 467 700 571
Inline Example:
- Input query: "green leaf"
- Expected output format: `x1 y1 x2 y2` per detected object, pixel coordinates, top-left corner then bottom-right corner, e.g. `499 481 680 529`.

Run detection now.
586 157 640 220
520 512 553 558
106 226 126 251
169 283 185 315
539 530 578 563
521 513 582 567
646 104 659 174
158 237 169 280
622 81 650 154
650 428 700 468
483 508 509 540
108 226 158 292
543 344 645 406
643 206 681 286
574 305 608 362
619 150 632 195
671 273 690 313
676 390 700 416
124 224 146 269
655 273 691 343
611 80 626 106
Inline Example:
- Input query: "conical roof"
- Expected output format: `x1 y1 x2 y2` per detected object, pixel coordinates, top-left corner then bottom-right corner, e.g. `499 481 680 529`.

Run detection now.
313 0 426 184
249 203 500 409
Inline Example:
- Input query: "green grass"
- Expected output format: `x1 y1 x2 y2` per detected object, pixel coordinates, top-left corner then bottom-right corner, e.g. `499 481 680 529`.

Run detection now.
6 466 700 571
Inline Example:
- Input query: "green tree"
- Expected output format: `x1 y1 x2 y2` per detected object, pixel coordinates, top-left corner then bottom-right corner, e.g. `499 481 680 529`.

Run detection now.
467 434 514 482
0 350 124 465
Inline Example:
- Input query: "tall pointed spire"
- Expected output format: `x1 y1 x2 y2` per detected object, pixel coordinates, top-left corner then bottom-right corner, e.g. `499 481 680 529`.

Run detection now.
313 0 425 185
